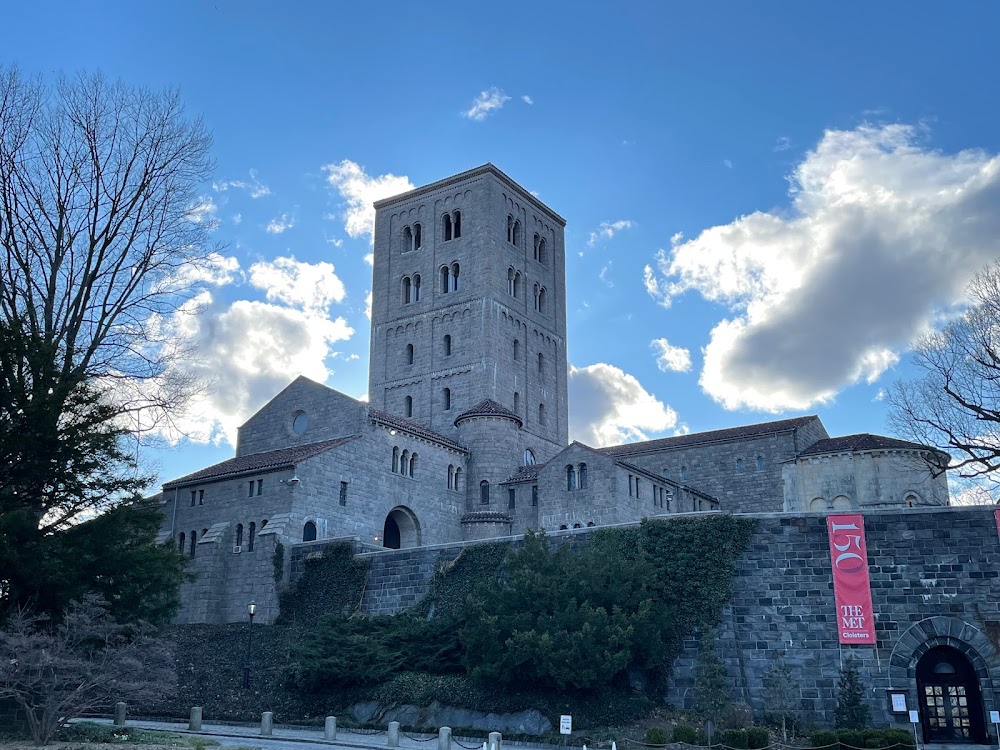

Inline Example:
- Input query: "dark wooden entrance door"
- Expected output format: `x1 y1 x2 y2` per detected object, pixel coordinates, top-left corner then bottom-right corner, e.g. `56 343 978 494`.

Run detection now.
917 646 986 744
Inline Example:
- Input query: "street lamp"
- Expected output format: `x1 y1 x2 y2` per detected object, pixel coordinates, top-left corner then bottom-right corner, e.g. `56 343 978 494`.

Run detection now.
242 600 256 689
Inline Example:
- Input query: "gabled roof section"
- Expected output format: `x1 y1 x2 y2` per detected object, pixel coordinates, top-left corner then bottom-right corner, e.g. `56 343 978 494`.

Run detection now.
454 399 523 428
799 433 947 458
163 436 358 489
236 375 339 430
368 408 467 452
599 415 820 457
503 463 544 484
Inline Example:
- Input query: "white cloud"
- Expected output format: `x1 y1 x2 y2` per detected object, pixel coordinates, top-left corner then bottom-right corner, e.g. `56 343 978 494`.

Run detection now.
364 253 374 266
265 213 295 234
153 252 241 294
148 293 354 447
522 95 534 105
650 338 692 373
723 159 734 169
774 136 793 152
645 123 1000 412
248 256 346 313
323 160 414 243
462 87 511 121
568 363 679 447
185 195 220 231
326 237 343 247
599 264 613 287
588 219 634 247
232 213 242 225
213 169 271 198
365 290 372 320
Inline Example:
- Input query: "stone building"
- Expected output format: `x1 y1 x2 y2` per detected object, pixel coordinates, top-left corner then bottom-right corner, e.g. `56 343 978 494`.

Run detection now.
159 164 948 620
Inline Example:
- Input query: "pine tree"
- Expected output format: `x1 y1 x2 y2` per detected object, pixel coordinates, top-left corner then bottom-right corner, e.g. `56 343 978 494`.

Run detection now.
835 660 872 729
694 633 732 725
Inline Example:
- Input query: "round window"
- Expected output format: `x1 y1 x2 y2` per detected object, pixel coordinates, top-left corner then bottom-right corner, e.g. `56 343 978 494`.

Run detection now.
292 410 308 435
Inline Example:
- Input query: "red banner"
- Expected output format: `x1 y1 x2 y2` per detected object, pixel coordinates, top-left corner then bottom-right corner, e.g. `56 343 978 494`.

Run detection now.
827 514 876 645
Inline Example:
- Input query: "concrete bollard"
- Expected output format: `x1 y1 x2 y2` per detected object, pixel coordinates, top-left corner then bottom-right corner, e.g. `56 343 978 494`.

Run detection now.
261 711 273 736
113 702 126 728
388 721 400 747
489 731 502 750
438 726 452 750
189 707 203 732
325 716 337 741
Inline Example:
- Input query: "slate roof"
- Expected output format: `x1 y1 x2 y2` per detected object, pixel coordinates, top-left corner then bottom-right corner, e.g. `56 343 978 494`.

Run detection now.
162 436 358 488
503 464 544 484
454 399 523 427
799 433 944 457
368 408 467 452
599 415 820 457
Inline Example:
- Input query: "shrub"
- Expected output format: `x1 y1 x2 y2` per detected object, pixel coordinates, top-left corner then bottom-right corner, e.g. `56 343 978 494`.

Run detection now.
837 728 866 749
674 726 699 745
811 729 839 748
719 728 748 748
745 727 770 749
835 661 872 730
724 703 754 730
645 727 669 745
879 728 916 748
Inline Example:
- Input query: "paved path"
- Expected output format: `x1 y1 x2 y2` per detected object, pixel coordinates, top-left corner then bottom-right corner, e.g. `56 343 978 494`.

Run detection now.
79 718 566 750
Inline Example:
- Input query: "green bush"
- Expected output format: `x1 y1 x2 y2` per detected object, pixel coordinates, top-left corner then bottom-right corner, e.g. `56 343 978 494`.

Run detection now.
674 725 699 745
645 727 669 745
745 727 770 749
878 728 916 748
838 728 866 749
719 728 748 748
811 730 839 748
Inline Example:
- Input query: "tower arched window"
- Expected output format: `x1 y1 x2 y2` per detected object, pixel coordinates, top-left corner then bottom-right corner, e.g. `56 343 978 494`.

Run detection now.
413 223 422 250
404 396 413 418
248 521 256 552
403 226 413 253
480 480 490 504
189 530 197 557
538 403 545 425
579 463 588 489
402 276 412 304
538 237 547 264
756 455 765 471
513 339 520 360
507 267 516 296
513 391 520 412
444 334 452 356
412 273 421 302
566 465 576 491
512 220 521 246
507 214 514 243
514 271 521 299
392 446 399 473
178 532 185 553
443 387 451 410
443 213 453 241
409 452 417 477
661 467 670 479
401 449 410 475
440 265 450 293
736 458 745 474
454 467 462 490
453 210 461 238
538 287 547 313
405 343 414 365
448 464 455 490
524 448 535 465
451 263 460 291
533 233 540 261
680 466 688 481
235 524 244 547
303 521 317 542
538 352 544 374
533 283 540 311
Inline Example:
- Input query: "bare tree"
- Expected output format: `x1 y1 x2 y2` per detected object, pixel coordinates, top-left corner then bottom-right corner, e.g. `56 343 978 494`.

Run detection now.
0 595 175 746
889 261 1000 490
0 67 214 534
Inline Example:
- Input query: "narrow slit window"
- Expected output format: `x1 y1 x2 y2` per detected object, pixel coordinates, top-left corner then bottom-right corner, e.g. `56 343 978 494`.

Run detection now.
406 343 414 365
453 210 461 238
451 263 460 291
444 334 452 356
480 480 490 504
248 522 256 551
443 387 452 410
508 488 516 510
340 481 348 506
413 223 422 250
441 265 450 293
413 274 421 302
532 485 538 506
404 396 413 418
443 213 453 241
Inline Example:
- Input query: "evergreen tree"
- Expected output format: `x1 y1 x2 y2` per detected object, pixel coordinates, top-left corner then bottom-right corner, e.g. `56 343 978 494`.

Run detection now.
694 633 732 724
762 651 799 740
835 660 872 729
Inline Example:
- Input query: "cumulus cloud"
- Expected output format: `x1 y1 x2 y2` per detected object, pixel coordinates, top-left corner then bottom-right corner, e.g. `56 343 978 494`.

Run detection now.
213 169 271 198
323 160 414 243
645 123 1000 412
588 219 634 247
462 87 511 121
650 338 692 373
248 256 346 313
165 252 241 291
265 213 295 234
148 293 354 447
568 363 679 447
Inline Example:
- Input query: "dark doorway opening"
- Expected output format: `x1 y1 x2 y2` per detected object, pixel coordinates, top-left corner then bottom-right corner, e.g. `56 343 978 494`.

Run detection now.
381 506 421 549
383 515 401 549
917 646 986 744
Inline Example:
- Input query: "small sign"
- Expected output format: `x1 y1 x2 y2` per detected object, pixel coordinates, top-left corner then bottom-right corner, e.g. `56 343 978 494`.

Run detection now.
909 710 919 724
560 715 572 735
890 693 907 713
991 711 1000 724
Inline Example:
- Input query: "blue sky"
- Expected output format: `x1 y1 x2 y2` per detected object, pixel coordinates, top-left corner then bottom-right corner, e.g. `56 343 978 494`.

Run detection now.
6 2 1000 486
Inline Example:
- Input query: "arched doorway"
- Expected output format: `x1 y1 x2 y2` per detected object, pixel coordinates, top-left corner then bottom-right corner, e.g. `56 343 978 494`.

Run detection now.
917 646 986 744
382 506 421 550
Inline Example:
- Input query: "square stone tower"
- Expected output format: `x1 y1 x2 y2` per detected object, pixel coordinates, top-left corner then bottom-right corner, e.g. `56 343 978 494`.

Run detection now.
369 164 568 462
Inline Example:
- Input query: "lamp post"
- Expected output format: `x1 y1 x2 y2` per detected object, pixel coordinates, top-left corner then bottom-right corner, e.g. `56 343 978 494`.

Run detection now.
242 600 256 689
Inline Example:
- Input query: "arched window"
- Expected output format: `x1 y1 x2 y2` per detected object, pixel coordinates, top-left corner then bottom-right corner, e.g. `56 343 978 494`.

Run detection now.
513 339 520 360
507 267 516 296
480 480 490 504
756 455 765 471
533 233 540 261
680 466 688 481
514 271 521 298
248 521 256 552
412 274 421 302
538 287 547 312
405 343 414 365
189 530 197 557
507 214 514 243
512 220 521 246
401 449 410 474
235 524 244 547
524 448 535 466
443 387 451 410
451 263 460 291
537 352 544 374
443 213 453 241
454 467 462 490
409 452 417 477
453 210 461 238
538 237 546 263
662 467 670 479
392 446 399 473
513 391 520 412
579 463 588 489
904 492 919 507
402 276 411 304
403 225 413 252
440 265 450 293
444 334 452 356
567 464 576 491
736 458 745 474
448 464 455 490
178 532 185 553
533 283 540 311
538 403 545 425
413 223 422 250
303 521 317 542
404 396 413 418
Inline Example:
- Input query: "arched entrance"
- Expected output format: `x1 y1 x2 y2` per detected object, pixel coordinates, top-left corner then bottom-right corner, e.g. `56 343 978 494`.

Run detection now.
382 506 421 550
917 646 986 744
